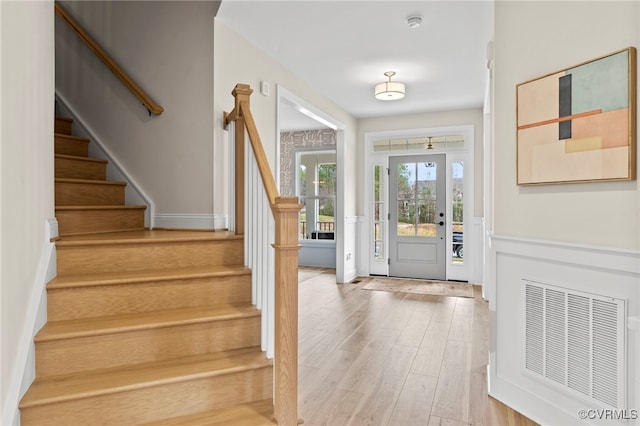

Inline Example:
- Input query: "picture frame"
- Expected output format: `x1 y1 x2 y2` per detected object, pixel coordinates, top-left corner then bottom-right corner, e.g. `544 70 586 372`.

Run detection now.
516 47 636 185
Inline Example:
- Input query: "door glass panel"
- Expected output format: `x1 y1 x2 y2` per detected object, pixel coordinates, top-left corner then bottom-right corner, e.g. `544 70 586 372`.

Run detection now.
452 161 464 263
396 162 438 237
417 162 437 237
396 162 415 236
373 165 384 259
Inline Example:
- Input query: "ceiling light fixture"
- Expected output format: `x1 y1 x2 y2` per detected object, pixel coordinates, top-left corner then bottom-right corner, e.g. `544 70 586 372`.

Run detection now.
374 71 405 101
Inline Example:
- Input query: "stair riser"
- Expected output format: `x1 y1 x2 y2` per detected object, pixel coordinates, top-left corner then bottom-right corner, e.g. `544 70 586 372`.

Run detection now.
55 118 73 135
55 157 107 180
36 316 261 377
57 239 244 275
56 208 145 236
55 181 125 206
47 274 252 321
21 366 273 426
55 137 88 157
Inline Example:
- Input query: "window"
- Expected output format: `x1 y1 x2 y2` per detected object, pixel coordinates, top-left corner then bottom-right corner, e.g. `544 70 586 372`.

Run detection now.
372 135 465 152
296 151 336 240
452 160 464 263
373 165 384 259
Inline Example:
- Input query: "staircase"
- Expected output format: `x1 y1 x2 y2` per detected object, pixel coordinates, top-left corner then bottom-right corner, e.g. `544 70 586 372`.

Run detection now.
19 117 276 425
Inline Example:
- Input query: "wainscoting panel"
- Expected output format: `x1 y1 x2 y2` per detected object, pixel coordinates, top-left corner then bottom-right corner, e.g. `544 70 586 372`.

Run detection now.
488 235 640 426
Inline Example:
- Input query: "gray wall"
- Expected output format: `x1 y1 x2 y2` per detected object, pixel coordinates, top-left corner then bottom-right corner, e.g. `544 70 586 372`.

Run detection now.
55 1 220 221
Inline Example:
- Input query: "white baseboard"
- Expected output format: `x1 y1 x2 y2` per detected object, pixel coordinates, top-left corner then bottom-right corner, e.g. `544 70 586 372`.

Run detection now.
153 214 227 230
343 267 358 283
1 219 57 426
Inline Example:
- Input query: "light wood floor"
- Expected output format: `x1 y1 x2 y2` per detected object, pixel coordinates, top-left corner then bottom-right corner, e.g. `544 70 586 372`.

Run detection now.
297 267 538 426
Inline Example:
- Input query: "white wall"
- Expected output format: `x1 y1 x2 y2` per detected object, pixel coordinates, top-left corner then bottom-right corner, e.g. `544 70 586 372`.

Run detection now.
357 108 484 217
55 1 220 225
494 1 639 250
213 19 358 222
0 1 55 424
490 2 640 424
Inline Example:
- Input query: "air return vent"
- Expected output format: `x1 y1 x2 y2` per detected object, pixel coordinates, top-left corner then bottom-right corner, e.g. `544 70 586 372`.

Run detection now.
524 279 626 409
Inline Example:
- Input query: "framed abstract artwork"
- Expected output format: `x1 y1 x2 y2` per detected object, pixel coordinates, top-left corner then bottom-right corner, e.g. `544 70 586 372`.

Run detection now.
516 47 636 185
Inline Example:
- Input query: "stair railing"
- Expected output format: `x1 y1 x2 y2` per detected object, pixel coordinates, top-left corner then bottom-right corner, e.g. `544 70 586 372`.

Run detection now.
224 84 302 426
54 2 164 116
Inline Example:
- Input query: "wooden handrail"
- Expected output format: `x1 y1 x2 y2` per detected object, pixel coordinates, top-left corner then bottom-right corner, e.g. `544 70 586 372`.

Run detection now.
240 101 279 206
55 2 164 116
224 84 302 426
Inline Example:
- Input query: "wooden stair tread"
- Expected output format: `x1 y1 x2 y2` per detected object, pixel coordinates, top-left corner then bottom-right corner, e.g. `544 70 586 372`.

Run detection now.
142 399 277 426
20 347 270 408
54 133 89 142
55 205 147 211
55 229 241 247
54 153 108 164
48 265 251 289
24 115 270 423
35 305 260 342
55 177 126 186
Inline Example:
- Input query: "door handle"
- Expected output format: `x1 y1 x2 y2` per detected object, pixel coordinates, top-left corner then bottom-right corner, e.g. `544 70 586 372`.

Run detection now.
438 221 444 226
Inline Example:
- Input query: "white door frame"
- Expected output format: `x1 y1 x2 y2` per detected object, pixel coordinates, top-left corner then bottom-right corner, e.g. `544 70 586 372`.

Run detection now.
363 125 475 282
275 85 348 282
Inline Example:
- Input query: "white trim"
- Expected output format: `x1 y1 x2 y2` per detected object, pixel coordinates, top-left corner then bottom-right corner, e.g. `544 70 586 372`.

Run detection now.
342 216 359 282
363 125 476 282
1 219 57 426
55 91 156 228
471 216 484 285
153 213 227 230
488 372 578 426
491 234 640 275
227 121 236 233
276 85 349 282
363 159 388 276
356 216 368 276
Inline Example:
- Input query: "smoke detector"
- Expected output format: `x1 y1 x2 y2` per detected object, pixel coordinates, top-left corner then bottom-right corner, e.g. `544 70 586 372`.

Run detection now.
406 15 423 29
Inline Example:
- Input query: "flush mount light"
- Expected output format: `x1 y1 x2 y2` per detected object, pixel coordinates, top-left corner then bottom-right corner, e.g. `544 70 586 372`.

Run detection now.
374 71 405 101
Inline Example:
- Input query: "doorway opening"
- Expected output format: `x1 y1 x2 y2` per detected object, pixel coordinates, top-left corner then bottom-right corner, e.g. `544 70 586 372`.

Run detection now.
365 126 474 282
276 86 349 281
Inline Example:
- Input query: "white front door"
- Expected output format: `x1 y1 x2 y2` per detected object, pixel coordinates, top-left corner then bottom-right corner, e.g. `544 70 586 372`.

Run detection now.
389 154 446 280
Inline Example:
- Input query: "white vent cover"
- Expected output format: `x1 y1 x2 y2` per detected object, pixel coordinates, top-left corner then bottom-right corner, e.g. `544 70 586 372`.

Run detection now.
524 279 626 409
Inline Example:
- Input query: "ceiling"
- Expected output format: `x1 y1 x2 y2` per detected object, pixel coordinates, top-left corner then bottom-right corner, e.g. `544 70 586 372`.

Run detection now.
216 1 493 131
